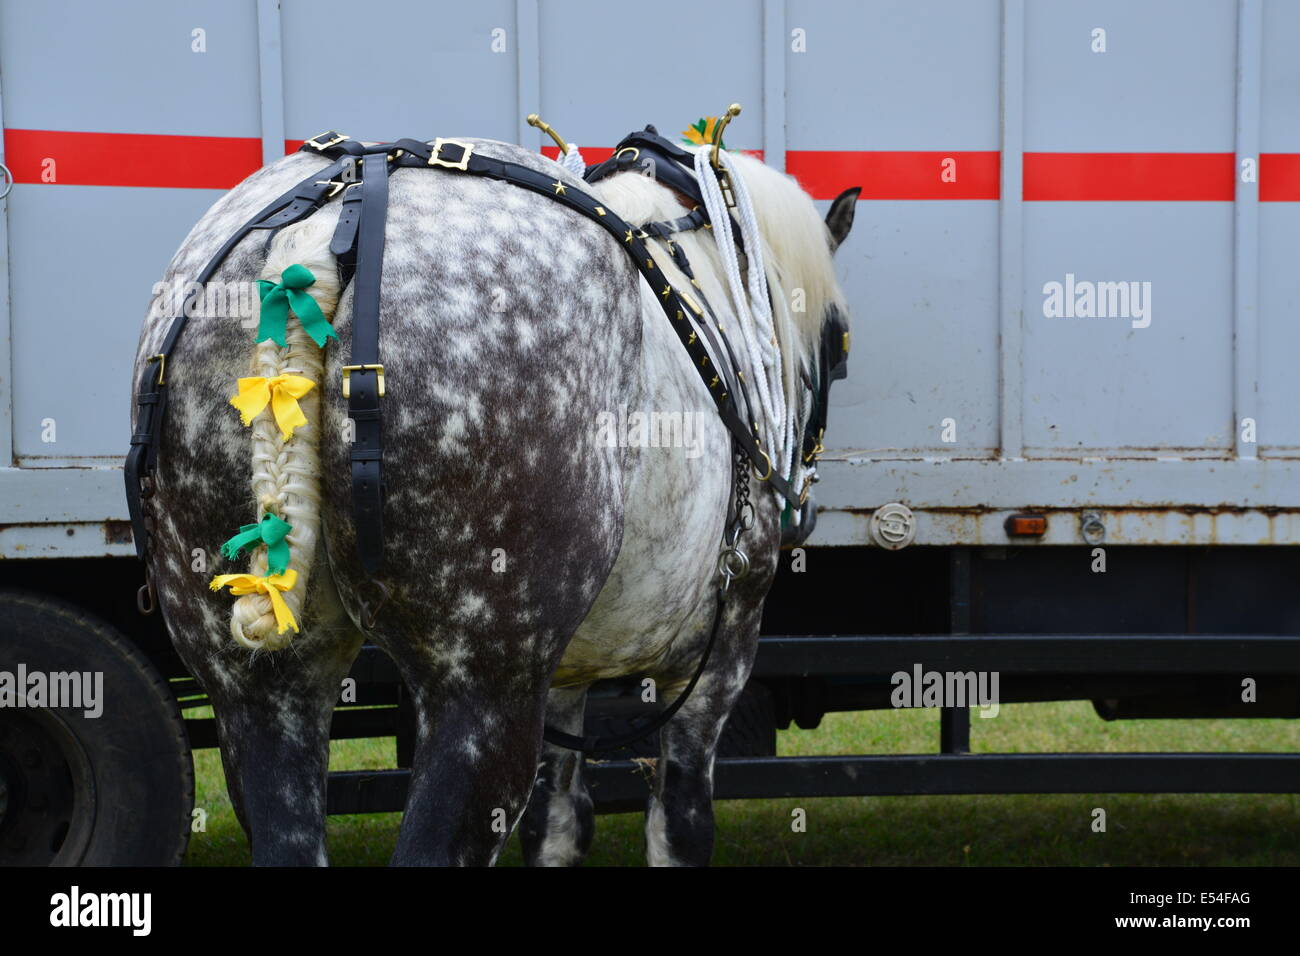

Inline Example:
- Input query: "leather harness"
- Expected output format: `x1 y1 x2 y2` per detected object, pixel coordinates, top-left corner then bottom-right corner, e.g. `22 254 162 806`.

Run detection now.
126 128 837 752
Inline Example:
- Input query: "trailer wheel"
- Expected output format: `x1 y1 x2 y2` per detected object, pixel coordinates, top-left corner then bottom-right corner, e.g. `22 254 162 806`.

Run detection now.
0 590 193 866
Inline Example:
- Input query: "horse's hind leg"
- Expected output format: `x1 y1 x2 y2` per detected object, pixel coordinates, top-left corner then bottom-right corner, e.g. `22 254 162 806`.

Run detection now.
520 686 594 867
384 647 557 867
645 604 762 867
203 605 362 865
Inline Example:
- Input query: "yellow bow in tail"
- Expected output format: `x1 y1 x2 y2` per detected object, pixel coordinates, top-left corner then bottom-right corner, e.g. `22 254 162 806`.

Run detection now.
229 374 316 440
209 570 300 634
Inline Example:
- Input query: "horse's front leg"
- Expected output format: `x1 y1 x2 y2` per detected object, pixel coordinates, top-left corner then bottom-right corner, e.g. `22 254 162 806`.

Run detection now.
645 602 763 867
520 686 595 866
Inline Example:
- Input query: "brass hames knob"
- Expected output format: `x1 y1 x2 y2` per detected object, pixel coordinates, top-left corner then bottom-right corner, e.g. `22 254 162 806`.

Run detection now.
527 113 571 155
710 103 742 171
710 103 742 207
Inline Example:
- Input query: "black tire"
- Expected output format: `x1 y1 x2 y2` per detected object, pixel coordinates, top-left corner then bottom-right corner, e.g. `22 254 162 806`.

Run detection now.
582 680 777 759
0 589 193 866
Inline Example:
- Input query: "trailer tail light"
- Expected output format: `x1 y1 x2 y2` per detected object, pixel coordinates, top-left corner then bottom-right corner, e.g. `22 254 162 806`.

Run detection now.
1005 514 1047 537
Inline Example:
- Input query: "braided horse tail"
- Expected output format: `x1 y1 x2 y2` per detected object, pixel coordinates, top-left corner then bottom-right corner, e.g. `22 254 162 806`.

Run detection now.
223 217 340 650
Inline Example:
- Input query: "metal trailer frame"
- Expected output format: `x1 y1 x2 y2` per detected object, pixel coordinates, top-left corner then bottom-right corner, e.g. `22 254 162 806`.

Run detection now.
247 548 1297 816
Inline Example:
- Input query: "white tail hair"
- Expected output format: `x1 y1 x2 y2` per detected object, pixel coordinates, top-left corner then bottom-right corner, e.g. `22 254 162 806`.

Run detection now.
230 218 339 650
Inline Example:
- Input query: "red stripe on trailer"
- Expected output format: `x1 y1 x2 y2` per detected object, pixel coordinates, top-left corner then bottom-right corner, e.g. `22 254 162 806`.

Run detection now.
787 150 1001 200
1023 152 1235 201
541 145 615 164
3 128 262 189
5 131 1298 203
1261 153 1300 202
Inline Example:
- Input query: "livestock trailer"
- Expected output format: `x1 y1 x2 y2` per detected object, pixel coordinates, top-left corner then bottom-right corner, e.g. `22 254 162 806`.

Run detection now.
1 0 1298 865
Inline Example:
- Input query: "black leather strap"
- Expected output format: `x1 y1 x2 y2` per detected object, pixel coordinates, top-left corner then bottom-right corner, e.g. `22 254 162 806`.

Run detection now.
125 152 361 560
583 127 746 253
348 151 391 576
329 181 364 277
641 207 708 240
542 587 727 754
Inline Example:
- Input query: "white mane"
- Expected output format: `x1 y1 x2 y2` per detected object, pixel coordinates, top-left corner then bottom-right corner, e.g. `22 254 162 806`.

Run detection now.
591 147 845 371
590 146 847 489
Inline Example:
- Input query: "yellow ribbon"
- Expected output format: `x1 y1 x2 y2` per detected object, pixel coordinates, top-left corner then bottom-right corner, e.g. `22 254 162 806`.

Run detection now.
229 375 316 441
209 570 300 634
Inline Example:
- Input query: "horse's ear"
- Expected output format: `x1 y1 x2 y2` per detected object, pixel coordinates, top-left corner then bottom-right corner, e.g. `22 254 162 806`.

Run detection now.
825 187 861 252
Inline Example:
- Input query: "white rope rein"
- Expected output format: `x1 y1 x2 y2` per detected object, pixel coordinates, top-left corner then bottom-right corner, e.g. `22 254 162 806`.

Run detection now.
693 147 790 505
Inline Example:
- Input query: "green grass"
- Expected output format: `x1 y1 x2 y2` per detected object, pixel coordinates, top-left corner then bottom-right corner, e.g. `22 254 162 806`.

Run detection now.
184 701 1300 866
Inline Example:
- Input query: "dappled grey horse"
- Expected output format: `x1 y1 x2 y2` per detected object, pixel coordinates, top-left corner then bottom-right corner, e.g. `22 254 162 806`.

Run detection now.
131 131 857 866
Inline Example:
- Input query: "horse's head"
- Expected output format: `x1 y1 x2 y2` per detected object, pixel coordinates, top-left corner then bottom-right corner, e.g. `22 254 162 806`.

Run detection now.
790 185 858 543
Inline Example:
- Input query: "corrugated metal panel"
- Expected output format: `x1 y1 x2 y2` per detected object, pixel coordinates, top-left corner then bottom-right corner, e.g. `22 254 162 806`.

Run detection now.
0 0 1297 552
1258 0 1300 455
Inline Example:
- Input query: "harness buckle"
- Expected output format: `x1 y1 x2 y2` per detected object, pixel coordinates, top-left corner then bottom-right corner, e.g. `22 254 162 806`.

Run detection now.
342 364 385 399
304 131 350 152
427 138 475 171
146 353 166 385
804 428 825 463
799 472 815 506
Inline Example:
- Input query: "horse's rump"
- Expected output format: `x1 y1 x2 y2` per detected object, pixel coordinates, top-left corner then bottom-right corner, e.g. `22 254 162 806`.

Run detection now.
137 139 644 655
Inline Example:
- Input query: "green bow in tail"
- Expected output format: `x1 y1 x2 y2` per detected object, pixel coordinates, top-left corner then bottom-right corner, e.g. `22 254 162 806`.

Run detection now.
219 513 293 576
255 264 337 348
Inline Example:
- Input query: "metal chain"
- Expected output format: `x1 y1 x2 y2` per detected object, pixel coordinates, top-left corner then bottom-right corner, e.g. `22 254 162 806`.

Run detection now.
718 446 754 592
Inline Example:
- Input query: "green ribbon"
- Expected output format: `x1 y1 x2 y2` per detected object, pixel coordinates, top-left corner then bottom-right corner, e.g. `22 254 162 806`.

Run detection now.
220 513 293 576
255 264 337 348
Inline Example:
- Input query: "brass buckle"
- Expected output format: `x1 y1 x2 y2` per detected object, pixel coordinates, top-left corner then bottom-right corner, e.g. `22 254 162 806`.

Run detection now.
427 138 474 171
804 428 825 463
314 178 350 198
305 131 349 151
146 353 166 385
342 364 385 399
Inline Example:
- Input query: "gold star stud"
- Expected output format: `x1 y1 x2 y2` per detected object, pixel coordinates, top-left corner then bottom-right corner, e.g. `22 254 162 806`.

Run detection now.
661 284 671 298
552 180 567 195
687 331 697 344
624 229 634 243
